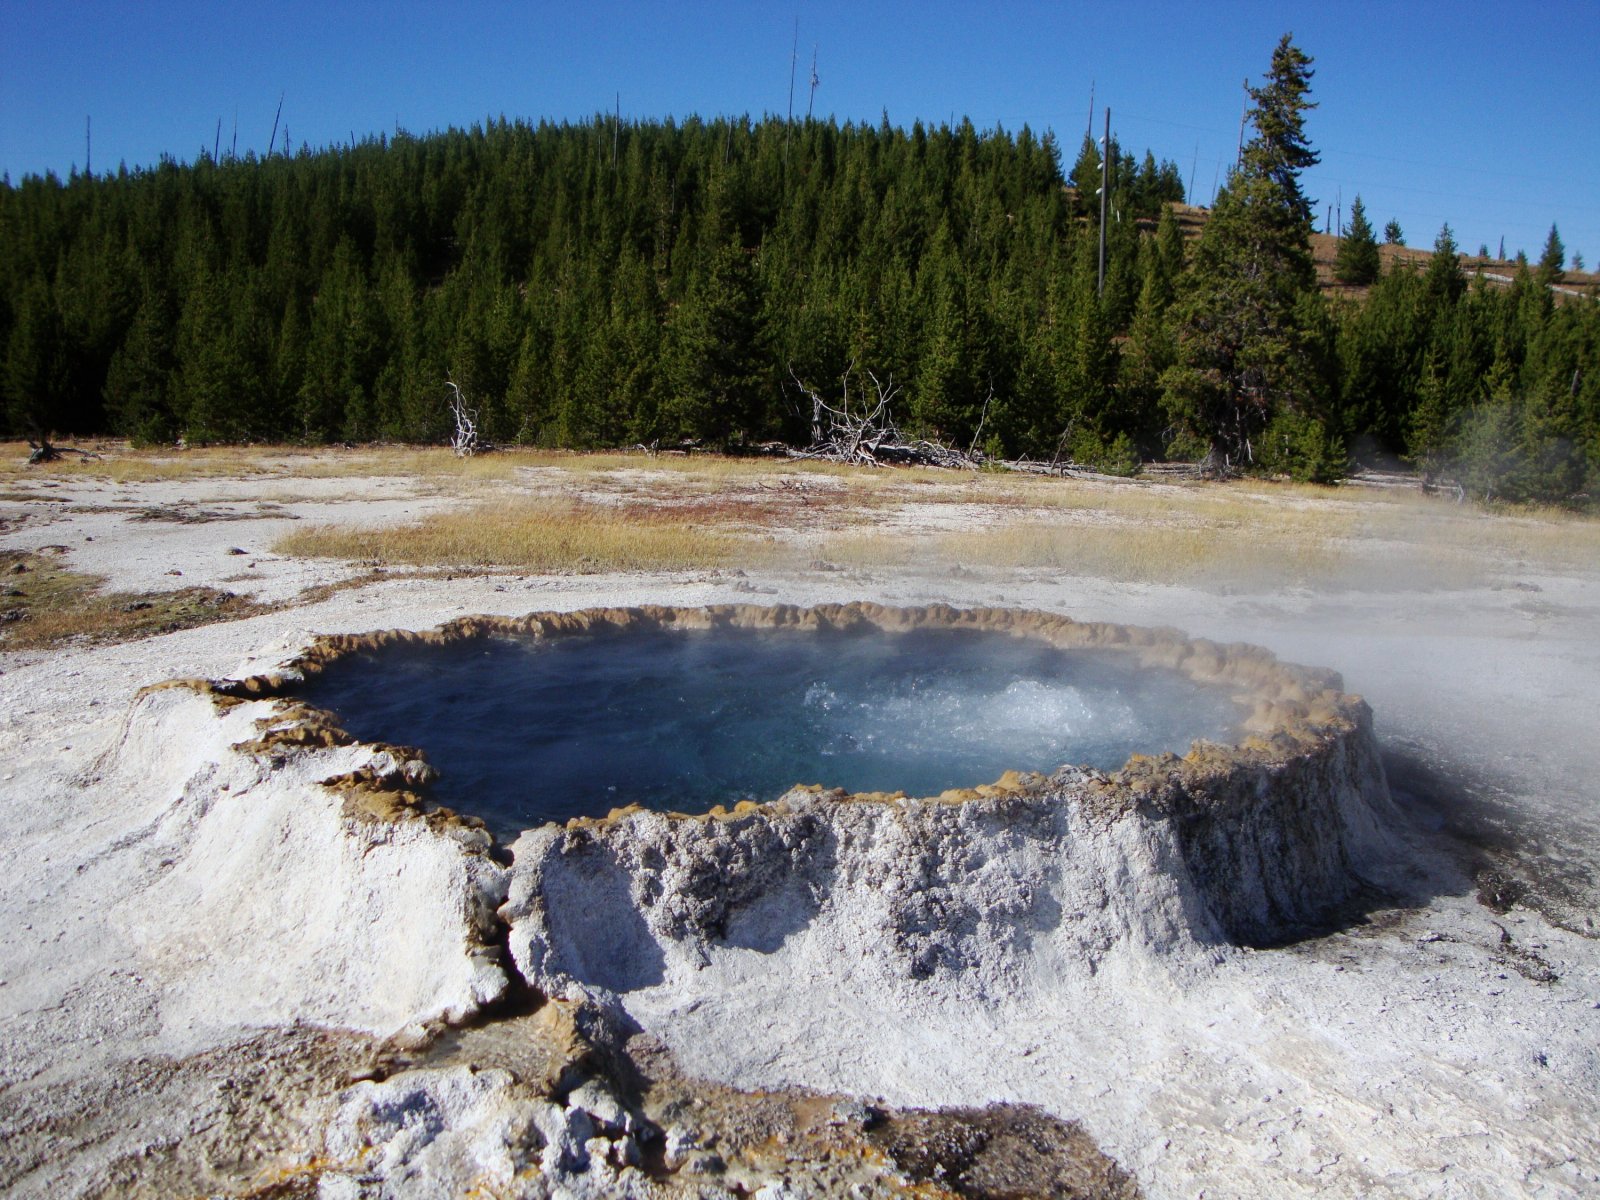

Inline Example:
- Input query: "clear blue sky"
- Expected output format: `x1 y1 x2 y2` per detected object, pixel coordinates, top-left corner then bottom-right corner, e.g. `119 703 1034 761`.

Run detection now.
3 1 1596 266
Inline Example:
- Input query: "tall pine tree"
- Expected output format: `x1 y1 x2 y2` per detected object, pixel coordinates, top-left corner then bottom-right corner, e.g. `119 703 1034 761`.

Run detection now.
1160 35 1340 479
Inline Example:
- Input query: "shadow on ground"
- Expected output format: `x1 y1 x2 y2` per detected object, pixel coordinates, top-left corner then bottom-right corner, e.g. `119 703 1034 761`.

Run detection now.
1381 740 1597 937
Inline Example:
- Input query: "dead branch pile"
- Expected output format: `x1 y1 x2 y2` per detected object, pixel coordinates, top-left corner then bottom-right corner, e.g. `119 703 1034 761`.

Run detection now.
787 365 984 469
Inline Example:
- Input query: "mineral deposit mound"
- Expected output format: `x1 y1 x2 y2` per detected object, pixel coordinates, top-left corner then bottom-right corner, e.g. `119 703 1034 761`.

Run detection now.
121 603 1397 1041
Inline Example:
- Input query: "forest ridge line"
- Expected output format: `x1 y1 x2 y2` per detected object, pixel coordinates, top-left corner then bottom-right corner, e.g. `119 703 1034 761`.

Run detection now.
3 42 1597 505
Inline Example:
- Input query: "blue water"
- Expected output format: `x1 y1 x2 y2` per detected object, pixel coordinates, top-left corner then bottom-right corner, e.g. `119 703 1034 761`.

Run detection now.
298 626 1242 837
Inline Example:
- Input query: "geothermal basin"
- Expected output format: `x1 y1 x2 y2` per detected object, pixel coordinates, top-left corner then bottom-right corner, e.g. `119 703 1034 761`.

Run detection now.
229 602 1395 961
106 602 1420 1196
295 619 1247 836
163 600 1401 1011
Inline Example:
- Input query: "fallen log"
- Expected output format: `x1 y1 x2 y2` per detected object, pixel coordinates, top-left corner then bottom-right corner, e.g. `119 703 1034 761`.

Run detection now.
25 436 99 465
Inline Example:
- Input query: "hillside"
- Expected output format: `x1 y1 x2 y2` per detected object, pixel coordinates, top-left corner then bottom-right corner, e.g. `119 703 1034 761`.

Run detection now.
2 115 1597 500
1148 201 1600 303
1313 230 1600 302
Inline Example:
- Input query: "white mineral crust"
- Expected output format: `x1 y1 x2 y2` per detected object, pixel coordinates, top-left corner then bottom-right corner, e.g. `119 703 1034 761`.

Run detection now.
97 684 510 1039
3 566 1598 1199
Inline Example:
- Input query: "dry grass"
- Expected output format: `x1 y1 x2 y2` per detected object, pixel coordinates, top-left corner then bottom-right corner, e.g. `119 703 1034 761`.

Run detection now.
12 440 1597 590
0 442 906 492
275 497 772 573
818 477 1600 589
943 521 1344 585
810 473 1365 586
0 549 264 650
819 509 1352 587
0 442 276 482
264 449 1600 589
0 442 537 484
543 450 874 481
1343 499 1600 586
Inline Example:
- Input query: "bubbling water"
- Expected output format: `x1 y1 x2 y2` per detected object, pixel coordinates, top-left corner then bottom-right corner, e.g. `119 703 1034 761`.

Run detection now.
298 626 1244 837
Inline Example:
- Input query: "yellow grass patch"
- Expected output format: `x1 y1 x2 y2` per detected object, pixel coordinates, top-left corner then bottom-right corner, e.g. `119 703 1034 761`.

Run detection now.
1320 503 1600 593
819 511 1349 587
540 450 874 481
0 442 273 482
818 477 1600 589
810 475 1364 585
947 520 1348 585
275 498 772 573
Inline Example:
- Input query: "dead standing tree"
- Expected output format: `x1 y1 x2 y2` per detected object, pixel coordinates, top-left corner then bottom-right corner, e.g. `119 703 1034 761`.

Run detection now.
787 363 984 469
445 377 482 457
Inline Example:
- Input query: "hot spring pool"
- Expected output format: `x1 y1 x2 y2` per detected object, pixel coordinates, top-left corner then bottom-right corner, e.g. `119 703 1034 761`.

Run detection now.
298 624 1245 836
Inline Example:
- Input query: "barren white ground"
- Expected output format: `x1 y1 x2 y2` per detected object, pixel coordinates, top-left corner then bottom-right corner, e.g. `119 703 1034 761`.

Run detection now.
1 463 1597 1198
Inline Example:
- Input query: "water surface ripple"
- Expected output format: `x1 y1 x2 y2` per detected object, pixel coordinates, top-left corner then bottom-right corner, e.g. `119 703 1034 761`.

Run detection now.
299 627 1243 836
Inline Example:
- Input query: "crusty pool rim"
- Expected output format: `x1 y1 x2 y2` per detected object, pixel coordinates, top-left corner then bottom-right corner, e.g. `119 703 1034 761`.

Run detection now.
207 602 1371 798
203 601 1376 801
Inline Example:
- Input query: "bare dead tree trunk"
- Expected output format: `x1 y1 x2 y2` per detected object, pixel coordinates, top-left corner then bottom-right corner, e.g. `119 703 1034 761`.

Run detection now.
966 383 995 458
445 377 480 457
267 92 284 157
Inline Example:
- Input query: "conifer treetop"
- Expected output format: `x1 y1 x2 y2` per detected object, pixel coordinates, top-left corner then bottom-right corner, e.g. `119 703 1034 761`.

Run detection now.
1334 194 1380 286
1538 223 1566 285
1240 34 1319 226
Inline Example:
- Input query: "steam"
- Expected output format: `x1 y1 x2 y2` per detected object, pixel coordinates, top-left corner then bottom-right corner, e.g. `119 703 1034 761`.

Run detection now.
803 677 1142 762
300 627 1244 836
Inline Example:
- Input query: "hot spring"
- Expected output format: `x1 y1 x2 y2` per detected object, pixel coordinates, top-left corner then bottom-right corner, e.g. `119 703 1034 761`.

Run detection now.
133 602 1396 1044
295 622 1245 837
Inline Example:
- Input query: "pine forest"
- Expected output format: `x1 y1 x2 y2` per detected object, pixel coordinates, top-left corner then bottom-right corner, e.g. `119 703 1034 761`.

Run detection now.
3 38 1597 504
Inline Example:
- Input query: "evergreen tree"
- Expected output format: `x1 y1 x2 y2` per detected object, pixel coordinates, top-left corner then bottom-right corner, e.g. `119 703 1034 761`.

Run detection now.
298 240 380 440
1153 204 1186 295
1239 37 1319 226
910 224 984 443
1051 238 1120 462
1406 350 1453 473
663 235 765 445
1068 135 1104 220
1335 263 1423 454
271 299 307 433
1333 194 1380 286
103 282 176 442
1160 35 1338 478
1116 253 1177 457
1384 219 1404 246
1452 392 1520 502
1424 224 1465 308
1537 223 1566 285
170 262 240 442
3 275 68 437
